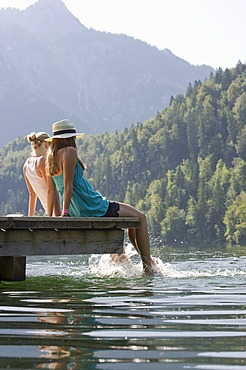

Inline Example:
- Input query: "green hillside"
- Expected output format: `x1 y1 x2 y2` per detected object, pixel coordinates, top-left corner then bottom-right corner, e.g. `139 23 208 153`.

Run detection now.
1 62 245 246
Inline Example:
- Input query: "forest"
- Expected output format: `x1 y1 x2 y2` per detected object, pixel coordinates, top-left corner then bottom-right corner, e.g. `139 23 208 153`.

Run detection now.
0 62 245 247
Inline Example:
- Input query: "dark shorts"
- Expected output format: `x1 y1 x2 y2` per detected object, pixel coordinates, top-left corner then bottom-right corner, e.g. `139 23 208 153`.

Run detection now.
103 201 120 217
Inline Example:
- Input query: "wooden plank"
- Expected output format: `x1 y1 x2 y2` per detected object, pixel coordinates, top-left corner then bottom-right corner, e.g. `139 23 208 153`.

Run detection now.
0 257 26 281
0 216 139 230
0 229 124 256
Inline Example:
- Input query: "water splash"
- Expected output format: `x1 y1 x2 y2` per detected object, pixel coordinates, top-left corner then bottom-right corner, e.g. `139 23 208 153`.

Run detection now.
88 244 143 278
26 244 246 279
88 244 184 278
88 244 246 279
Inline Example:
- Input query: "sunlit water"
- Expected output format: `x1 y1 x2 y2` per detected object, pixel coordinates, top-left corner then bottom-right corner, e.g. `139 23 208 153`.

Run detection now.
1 244 246 369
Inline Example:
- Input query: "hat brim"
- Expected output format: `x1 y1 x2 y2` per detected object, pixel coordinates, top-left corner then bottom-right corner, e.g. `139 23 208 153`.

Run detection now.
45 133 85 142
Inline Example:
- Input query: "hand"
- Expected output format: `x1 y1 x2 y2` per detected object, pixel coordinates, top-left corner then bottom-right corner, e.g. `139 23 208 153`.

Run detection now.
61 209 70 217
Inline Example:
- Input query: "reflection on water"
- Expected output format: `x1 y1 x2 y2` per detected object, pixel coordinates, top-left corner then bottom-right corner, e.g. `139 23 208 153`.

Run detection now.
0 245 246 369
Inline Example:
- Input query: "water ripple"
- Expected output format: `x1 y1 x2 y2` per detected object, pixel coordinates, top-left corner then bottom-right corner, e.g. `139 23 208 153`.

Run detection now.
1 246 246 369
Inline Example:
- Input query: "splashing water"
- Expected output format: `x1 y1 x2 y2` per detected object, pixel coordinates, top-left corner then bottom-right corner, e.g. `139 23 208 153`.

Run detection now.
26 244 246 279
88 244 246 279
88 244 143 277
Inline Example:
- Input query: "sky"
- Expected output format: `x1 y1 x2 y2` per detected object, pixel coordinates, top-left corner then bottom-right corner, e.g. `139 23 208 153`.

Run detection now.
0 0 245 70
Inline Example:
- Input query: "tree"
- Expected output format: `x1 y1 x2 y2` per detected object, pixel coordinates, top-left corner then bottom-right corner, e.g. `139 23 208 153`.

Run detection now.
224 192 246 244
206 160 230 241
236 125 246 160
160 206 187 245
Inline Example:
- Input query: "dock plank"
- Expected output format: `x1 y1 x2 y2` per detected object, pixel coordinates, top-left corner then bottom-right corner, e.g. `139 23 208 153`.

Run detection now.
0 217 139 281
0 216 139 230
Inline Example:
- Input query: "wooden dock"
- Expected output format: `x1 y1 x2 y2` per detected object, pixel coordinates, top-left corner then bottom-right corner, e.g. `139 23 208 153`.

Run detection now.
0 216 139 281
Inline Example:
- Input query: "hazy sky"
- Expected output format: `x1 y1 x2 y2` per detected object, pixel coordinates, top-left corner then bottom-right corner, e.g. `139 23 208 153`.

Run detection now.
1 0 245 70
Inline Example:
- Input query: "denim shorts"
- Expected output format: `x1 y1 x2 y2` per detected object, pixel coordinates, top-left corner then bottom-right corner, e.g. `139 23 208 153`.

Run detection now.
103 201 120 217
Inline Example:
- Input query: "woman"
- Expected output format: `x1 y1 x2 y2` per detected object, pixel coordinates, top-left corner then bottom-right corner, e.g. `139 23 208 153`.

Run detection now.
23 131 60 216
45 119 157 274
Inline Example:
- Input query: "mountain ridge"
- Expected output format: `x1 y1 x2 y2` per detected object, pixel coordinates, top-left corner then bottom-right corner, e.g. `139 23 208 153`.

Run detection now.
0 0 214 146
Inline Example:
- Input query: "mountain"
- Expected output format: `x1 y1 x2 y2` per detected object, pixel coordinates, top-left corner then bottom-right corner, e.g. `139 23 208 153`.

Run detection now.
0 0 214 147
0 63 245 245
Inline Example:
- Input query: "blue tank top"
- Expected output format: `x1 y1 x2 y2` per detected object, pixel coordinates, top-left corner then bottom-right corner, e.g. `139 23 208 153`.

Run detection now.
52 161 109 217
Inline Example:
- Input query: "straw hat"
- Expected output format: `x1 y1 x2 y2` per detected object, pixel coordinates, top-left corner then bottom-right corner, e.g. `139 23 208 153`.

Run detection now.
45 119 85 141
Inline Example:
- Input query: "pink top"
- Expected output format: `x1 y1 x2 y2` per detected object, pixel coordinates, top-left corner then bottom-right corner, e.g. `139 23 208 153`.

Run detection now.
24 156 47 213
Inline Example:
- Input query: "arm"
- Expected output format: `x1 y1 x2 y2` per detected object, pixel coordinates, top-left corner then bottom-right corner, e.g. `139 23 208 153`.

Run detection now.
46 174 57 217
23 165 37 216
38 157 61 216
53 191 61 216
62 147 77 213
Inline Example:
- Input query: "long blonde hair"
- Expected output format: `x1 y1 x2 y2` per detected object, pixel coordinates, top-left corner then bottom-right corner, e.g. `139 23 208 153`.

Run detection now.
46 137 85 176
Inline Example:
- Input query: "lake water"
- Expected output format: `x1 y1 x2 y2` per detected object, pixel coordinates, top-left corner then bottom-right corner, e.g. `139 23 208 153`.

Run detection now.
1 244 246 369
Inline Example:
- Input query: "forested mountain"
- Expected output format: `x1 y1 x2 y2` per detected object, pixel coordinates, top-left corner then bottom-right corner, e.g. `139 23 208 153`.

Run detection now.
0 62 245 247
0 0 213 147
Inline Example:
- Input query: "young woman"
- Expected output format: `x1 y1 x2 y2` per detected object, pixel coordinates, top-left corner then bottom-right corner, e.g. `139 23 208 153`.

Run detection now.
23 131 60 216
45 119 157 274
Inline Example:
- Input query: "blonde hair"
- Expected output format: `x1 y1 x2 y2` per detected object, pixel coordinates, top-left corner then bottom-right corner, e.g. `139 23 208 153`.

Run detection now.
46 137 85 176
27 132 50 151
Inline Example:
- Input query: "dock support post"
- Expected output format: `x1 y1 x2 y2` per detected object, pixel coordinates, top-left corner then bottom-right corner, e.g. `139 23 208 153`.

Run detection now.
0 257 26 281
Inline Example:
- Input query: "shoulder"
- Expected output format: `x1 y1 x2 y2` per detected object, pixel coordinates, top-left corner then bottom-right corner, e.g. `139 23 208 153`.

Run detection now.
59 147 77 170
23 157 31 170
64 146 77 155
61 146 77 160
36 156 46 176
36 155 45 167
23 159 27 169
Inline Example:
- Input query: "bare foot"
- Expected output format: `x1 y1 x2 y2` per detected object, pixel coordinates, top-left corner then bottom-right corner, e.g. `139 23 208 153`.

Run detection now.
110 248 130 264
143 258 161 275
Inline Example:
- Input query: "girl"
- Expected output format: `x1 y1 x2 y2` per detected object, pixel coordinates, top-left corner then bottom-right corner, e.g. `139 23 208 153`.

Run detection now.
23 131 60 216
45 119 157 274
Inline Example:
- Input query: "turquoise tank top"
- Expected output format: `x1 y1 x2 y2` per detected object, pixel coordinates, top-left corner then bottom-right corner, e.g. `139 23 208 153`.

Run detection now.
52 161 109 217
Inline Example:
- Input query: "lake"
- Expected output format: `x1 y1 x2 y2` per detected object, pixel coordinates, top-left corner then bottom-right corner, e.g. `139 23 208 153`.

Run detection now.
1 244 246 369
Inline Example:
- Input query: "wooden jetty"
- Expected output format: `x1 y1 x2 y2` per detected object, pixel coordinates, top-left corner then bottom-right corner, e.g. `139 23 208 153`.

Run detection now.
0 216 139 281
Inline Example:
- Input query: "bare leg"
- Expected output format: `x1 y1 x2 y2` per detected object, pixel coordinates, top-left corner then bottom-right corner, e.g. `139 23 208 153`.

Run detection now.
118 202 155 274
128 228 140 254
110 229 136 264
